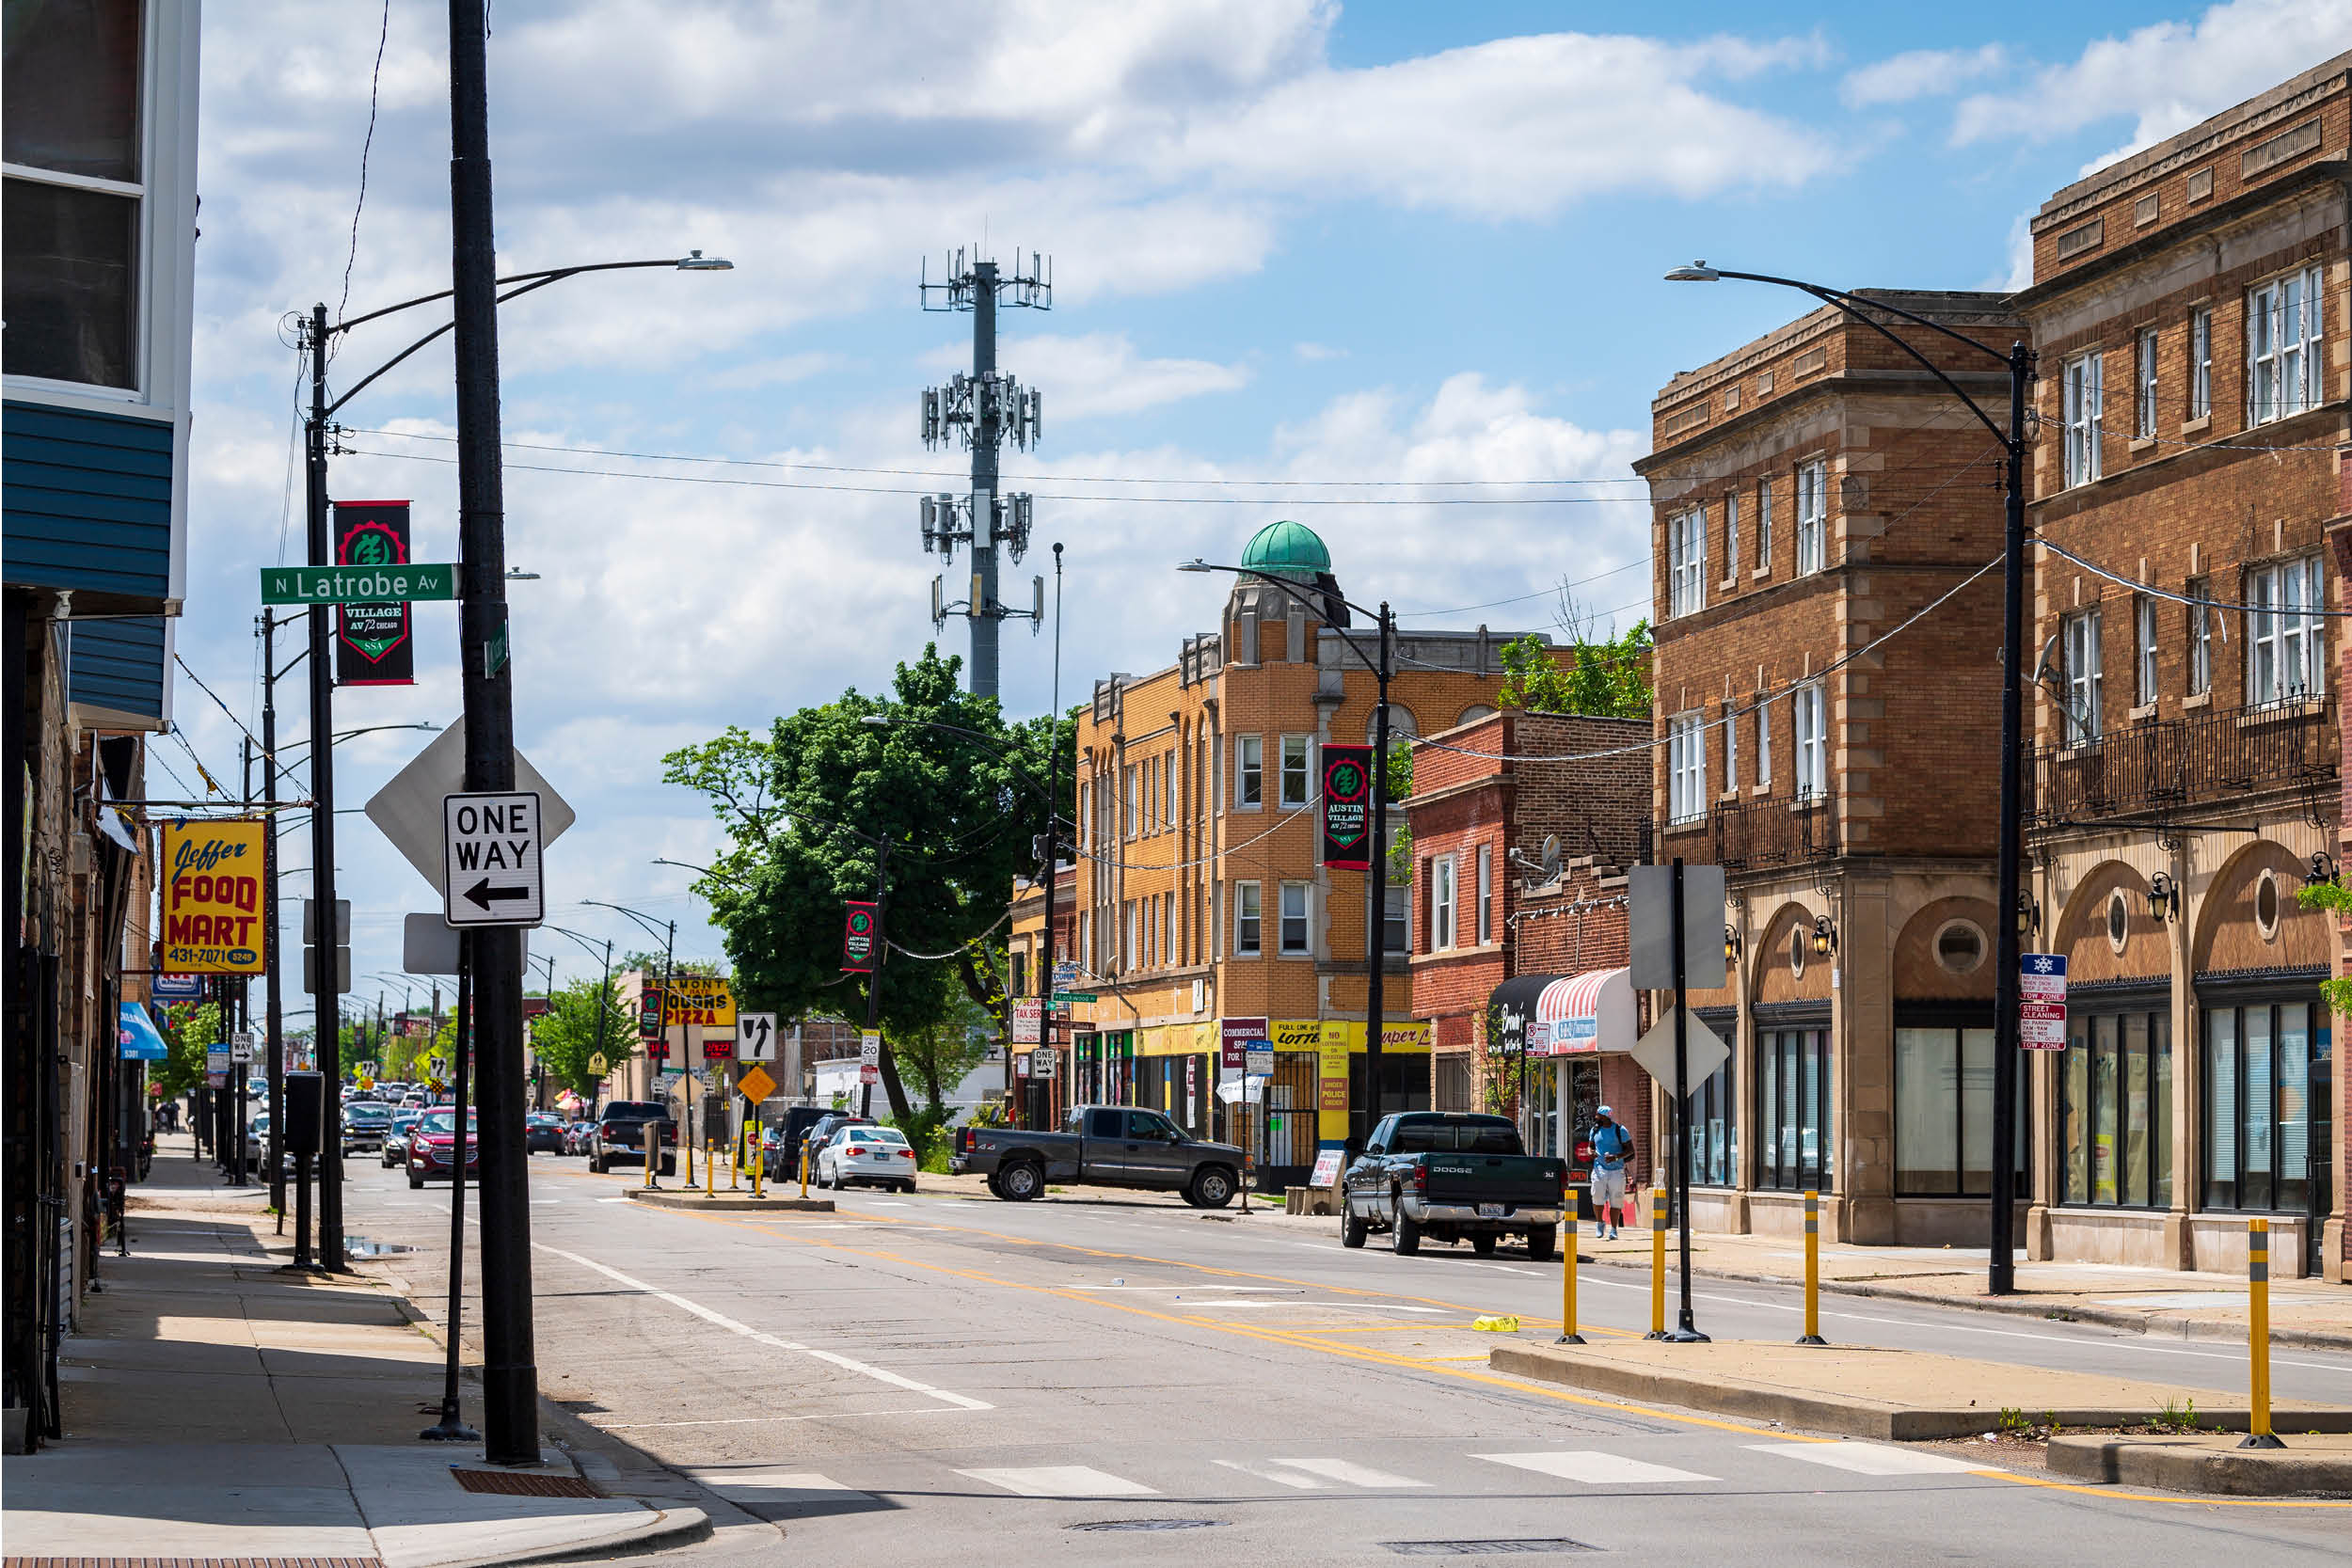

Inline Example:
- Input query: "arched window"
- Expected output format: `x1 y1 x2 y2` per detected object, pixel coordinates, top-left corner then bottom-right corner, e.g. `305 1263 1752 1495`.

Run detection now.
1366 705 1420 745
1457 705 1498 727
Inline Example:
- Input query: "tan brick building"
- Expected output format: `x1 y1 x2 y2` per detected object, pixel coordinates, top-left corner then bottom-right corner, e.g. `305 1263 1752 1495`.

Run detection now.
1067 520 1550 1186
1637 289 2024 1247
2016 55 2348 1279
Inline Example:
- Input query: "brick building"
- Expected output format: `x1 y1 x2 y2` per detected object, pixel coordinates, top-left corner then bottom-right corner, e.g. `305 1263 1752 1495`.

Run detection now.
1068 520 1553 1186
2016 55 2348 1280
1404 710 1652 1182
1637 288 2024 1247
1007 865 1074 1125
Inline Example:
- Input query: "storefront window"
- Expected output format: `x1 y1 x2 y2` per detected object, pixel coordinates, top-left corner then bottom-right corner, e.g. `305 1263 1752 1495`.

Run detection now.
2060 1006 2170 1209
1692 1055 1736 1187
2203 994 2329 1212
1897 1022 2027 1196
1756 1024 1830 1191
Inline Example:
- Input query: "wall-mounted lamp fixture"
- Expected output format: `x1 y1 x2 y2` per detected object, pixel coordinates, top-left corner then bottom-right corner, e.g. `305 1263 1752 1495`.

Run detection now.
1810 915 1837 958
1724 925 1741 963
2308 851 2339 887
2017 891 2042 938
2147 871 2181 923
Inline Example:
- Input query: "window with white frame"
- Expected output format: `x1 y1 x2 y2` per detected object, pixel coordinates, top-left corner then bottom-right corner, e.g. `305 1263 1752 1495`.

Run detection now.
1475 845 1493 944
2135 329 2159 440
1122 765 1137 838
1723 495 1740 581
1756 480 1774 572
1432 855 1457 951
1121 899 1136 971
2189 307 2213 420
1756 695 1772 786
1795 460 1827 575
2063 351 2103 486
2187 578 2213 697
1724 703 1739 796
1234 880 1262 957
2247 554 2326 706
1383 884 1409 953
1793 683 1828 800
1668 713 1707 823
1235 735 1263 808
1279 734 1312 807
1668 508 1707 617
2249 265 2324 425
2135 595 2159 707
2063 610 2104 747
1279 882 1311 956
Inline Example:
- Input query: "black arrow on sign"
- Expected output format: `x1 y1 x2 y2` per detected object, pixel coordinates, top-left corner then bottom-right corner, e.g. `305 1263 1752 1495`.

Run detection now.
464 877 531 910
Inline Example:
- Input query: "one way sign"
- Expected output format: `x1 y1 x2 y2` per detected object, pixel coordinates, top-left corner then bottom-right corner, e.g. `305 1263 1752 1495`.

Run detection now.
441 791 545 928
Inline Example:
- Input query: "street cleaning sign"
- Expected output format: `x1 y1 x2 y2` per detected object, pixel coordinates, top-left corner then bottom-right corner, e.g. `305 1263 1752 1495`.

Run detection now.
2019 953 2068 1050
161 819 267 973
261 562 458 605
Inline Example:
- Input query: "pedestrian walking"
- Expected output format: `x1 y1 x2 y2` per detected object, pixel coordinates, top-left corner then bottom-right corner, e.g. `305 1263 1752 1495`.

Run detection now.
1588 1105 1634 1239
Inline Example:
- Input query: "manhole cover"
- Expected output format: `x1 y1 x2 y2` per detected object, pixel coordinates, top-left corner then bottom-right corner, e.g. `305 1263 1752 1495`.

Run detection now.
1069 1519 1226 1532
1382 1541 1597 1557
451 1467 604 1497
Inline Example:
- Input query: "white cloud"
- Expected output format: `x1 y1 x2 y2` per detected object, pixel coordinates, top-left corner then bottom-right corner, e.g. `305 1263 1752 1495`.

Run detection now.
1951 0 2352 158
1294 342 1346 361
1841 44 2007 107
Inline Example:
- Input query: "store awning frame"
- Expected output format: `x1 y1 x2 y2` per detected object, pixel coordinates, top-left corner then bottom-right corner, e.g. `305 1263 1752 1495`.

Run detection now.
1487 968 1636 1056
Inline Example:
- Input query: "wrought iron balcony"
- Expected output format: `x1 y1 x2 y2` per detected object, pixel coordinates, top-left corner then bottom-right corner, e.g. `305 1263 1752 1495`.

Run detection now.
2024 694 2338 831
1652 786 1838 873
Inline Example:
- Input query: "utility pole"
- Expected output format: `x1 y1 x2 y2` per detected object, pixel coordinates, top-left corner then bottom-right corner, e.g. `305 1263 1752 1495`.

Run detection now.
1034 544 1064 1132
859 845 890 1119
446 0 537 1465
302 302 346 1269
918 249 1050 698
260 618 286 1218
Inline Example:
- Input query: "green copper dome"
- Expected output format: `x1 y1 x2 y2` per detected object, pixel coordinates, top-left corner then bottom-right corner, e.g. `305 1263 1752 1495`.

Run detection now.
1238 518 1330 580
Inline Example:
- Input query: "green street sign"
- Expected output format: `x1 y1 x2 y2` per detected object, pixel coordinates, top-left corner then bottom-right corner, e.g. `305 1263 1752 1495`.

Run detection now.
261 563 459 606
1056 991 1097 1005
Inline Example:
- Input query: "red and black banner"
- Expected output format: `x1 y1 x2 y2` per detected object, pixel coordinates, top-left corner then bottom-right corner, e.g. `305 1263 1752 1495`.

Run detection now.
333 500 415 686
1319 744 1375 870
841 901 879 973
638 981 665 1041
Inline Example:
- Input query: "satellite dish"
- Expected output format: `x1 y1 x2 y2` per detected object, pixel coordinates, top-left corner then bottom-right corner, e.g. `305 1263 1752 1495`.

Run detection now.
2033 633 2062 689
1540 834 1562 880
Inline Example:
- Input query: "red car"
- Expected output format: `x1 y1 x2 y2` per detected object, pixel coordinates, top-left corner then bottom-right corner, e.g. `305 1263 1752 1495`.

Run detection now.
406 1109 480 1188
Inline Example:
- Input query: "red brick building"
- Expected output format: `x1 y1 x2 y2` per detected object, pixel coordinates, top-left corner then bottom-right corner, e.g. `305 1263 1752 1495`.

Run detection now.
1405 711 1652 1183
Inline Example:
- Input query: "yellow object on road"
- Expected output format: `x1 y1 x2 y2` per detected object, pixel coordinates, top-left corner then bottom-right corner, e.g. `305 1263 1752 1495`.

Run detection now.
1648 1185 1668 1338
1471 1315 1520 1333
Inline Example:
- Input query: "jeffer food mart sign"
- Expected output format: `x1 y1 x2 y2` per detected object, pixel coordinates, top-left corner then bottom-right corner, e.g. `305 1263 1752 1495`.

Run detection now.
161 820 267 973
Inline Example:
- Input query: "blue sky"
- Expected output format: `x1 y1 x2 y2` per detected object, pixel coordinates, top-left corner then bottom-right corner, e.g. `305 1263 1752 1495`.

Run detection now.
168 1 2352 1015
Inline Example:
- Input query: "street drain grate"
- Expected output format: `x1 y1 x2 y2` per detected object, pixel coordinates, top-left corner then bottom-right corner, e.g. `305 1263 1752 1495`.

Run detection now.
1068 1519 1226 1532
450 1467 604 1498
1382 1541 1597 1557
6 1560 384 1567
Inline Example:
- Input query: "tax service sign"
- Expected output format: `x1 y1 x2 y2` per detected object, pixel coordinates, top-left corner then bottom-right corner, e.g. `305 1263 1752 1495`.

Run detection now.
161 819 268 974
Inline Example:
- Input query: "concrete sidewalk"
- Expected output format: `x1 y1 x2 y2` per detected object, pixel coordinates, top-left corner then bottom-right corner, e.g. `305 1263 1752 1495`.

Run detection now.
0 1139 707 1568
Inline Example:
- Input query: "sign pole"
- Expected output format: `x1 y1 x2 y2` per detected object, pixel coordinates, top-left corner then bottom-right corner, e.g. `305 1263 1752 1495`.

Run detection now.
421 931 479 1442
1667 858 1707 1342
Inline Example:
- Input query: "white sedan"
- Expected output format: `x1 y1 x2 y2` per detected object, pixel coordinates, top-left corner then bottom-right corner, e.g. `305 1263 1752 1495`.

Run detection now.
816 1124 919 1193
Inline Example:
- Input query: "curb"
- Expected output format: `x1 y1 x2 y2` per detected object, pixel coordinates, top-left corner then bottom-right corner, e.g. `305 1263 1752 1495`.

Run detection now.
627 1191 834 1212
1581 1256 2352 1353
2046 1434 2352 1497
405 1502 714 1568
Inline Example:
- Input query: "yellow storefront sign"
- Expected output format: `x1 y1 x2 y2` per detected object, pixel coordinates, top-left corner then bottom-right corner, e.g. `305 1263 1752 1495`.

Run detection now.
161 819 268 974
1261 1019 1433 1141
662 974 736 1027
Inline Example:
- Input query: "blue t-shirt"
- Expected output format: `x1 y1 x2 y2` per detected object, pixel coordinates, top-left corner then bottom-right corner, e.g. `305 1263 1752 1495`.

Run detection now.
1590 1122 1633 1169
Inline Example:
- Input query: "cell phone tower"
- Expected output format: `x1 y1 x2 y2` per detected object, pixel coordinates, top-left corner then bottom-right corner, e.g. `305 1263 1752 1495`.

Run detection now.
918 247 1051 701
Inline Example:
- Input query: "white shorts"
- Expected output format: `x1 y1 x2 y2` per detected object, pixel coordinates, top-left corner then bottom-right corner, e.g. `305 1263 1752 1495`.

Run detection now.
1590 1165 1629 1208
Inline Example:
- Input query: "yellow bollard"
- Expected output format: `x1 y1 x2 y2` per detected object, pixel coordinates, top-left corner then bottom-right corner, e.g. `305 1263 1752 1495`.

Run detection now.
1645 1184 1668 1339
1797 1189 1827 1345
1557 1208 1584 1345
2243 1218 2283 1448
800 1143 811 1199
704 1141 716 1196
753 1132 764 1200
728 1128 740 1190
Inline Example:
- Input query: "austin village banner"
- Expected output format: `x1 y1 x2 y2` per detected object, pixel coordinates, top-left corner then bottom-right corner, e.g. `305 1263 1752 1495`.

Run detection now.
1319 744 1374 870
334 500 416 686
841 902 879 972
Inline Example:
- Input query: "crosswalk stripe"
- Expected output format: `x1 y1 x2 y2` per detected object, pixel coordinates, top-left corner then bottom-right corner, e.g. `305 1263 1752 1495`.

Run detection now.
959 1465 1159 1498
689 1468 859 1496
1264 1457 1430 1489
1474 1450 1715 1485
1214 1458 1330 1490
1745 1442 1988 1477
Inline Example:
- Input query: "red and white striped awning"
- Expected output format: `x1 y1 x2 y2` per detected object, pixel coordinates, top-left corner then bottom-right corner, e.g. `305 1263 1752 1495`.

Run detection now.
1529 967 1635 1056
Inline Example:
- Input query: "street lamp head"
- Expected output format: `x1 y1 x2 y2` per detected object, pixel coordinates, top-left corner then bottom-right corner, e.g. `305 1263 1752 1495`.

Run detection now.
505 569 540 580
859 714 890 726
1663 261 1722 282
1177 559 1215 573
675 249 733 272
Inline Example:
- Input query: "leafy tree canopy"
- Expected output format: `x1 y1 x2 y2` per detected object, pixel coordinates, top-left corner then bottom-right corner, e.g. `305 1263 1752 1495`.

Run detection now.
530 975 638 1097
1497 590 1654 721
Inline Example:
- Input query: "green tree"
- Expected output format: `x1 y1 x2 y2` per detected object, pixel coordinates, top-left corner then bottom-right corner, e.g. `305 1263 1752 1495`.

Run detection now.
663 646 1073 1123
889 988 997 1154
152 1001 222 1100
530 974 636 1097
1497 590 1654 720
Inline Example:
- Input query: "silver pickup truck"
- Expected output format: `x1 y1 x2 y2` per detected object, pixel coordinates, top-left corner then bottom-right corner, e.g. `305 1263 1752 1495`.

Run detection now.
952 1105 1245 1207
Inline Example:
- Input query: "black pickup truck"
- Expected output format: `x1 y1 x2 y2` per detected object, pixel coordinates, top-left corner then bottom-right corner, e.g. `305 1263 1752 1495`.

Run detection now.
1341 1112 1567 1258
952 1105 1245 1208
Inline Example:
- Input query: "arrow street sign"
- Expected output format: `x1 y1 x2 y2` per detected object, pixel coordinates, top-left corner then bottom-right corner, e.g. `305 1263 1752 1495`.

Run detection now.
441 792 545 927
365 720 574 898
260 562 459 605
737 1012 778 1061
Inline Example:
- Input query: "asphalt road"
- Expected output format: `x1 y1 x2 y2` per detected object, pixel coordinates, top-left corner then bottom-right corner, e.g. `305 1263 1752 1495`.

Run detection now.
337 1149 2352 1567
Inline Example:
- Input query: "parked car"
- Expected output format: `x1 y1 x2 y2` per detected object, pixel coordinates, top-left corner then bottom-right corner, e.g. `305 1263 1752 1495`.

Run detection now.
587 1101 677 1175
381 1109 423 1166
777 1113 872 1179
1341 1112 1567 1259
760 1106 836 1180
814 1124 919 1193
953 1105 1243 1207
342 1101 392 1155
561 1119 596 1157
525 1112 566 1154
406 1109 480 1188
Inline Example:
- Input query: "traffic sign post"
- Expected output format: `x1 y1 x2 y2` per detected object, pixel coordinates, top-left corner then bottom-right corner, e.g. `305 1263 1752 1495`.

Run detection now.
2020 953 2068 1049
859 1031 882 1085
440 792 545 927
737 1012 778 1061
1629 858 1720 1344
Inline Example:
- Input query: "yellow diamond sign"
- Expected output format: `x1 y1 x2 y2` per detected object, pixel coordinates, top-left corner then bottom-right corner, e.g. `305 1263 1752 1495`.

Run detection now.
736 1064 777 1104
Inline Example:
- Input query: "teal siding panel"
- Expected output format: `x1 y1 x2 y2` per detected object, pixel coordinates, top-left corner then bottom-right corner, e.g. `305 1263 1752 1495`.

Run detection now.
2 399 176 602
66 616 167 721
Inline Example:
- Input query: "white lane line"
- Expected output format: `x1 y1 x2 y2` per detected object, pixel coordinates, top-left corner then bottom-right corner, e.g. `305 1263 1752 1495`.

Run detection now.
1747 1442 1988 1477
1212 1458 1330 1490
688 1469 855 1493
594 1406 962 1430
1067 1285 1302 1294
959 1465 1158 1498
596 1196 634 1203
532 1243 993 1411
1264 1457 1430 1489
1457 1261 1544 1277
1475 1451 1714 1485
1176 1300 1446 1314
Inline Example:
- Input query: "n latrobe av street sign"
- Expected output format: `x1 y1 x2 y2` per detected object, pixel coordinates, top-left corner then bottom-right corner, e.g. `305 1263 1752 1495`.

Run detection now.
261 563 459 605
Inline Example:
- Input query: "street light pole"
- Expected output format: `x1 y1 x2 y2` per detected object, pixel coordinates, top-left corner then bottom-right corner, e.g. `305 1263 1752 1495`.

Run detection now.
302 302 345 1268
1040 543 1065 1130
1663 262 2034 1294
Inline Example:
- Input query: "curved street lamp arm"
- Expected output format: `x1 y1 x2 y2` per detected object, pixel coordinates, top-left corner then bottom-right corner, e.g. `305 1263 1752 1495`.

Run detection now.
1183 560 1390 678
326 272 583 420
326 258 699 339
580 898 675 953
